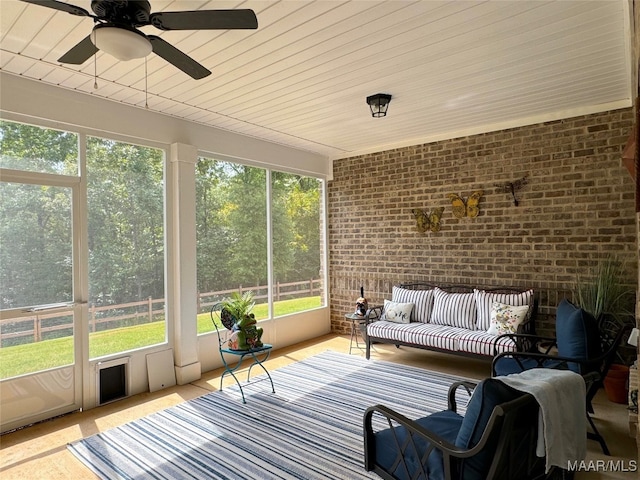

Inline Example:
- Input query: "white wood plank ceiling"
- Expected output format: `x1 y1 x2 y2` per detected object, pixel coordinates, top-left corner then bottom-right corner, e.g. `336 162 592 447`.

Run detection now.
0 0 633 160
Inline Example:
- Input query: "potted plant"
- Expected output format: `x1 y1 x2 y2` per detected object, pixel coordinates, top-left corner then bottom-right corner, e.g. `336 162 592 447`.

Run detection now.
573 256 635 403
573 255 634 324
220 291 263 350
221 291 256 324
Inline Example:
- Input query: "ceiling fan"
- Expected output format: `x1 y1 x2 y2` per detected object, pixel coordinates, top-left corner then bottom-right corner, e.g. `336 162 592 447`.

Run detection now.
20 0 258 79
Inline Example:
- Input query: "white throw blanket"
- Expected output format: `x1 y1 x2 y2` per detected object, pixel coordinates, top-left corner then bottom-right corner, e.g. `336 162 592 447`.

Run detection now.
495 368 586 473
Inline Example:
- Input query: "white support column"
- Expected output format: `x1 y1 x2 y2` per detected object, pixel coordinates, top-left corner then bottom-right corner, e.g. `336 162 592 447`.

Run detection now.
167 143 201 384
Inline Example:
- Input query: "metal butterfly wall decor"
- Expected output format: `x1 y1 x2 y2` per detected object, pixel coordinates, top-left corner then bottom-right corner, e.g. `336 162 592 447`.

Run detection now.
494 175 528 206
447 190 483 218
412 207 444 233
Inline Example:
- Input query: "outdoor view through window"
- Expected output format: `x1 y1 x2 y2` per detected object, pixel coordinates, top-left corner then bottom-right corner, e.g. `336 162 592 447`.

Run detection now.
0 121 167 377
86 137 166 359
195 157 324 333
0 120 325 381
0 121 77 377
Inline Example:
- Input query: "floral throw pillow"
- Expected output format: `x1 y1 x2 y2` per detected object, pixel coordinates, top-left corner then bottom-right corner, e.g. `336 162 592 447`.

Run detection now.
486 302 529 335
473 288 533 331
381 300 414 324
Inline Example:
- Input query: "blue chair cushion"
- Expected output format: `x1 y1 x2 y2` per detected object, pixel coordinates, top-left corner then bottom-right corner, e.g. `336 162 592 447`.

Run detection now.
555 299 600 373
374 409 463 480
455 379 524 480
493 356 564 376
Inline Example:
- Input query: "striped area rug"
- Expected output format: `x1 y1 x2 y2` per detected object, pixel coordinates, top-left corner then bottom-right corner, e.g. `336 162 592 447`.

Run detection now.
68 350 471 479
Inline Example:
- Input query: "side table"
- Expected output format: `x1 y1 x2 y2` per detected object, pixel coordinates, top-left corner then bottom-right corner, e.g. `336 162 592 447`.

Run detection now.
345 305 382 354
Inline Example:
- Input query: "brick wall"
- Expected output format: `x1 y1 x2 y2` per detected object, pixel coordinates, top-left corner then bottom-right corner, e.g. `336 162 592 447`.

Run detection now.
328 108 637 336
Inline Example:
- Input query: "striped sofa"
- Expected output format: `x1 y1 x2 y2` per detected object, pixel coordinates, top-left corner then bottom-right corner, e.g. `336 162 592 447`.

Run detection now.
365 283 537 360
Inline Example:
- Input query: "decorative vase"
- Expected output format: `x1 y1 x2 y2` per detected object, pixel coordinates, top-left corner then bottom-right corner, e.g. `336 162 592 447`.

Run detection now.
604 364 630 404
355 286 368 316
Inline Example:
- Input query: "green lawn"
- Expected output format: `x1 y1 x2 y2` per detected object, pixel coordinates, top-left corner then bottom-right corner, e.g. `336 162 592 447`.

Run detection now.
0 296 322 379
198 296 322 334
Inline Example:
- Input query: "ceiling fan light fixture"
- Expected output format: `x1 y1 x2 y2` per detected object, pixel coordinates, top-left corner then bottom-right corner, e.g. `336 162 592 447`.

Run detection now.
91 24 152 61
366 93 392 118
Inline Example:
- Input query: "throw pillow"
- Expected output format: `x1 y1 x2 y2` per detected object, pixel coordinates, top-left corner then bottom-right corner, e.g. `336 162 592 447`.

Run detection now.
431 288 477 329
474 289 533 331
555 298 600 373
381 300 414 324
486 302 529 335
391 286 434 323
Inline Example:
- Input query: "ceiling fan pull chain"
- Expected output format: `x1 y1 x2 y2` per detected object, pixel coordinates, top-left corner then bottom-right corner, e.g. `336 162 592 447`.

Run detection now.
93 49 98 89
145 57 149 109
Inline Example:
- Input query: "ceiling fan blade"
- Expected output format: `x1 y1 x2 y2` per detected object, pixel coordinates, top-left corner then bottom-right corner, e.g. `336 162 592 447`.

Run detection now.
150 9 258 31
58 35 98 64
20 0 91 17
148 35 211 80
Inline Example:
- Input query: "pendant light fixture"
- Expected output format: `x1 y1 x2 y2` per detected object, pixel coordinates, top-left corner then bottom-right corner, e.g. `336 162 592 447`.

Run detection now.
366 93 392 118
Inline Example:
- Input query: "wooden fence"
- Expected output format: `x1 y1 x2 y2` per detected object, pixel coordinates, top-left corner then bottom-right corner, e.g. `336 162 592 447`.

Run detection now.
0 278 322 345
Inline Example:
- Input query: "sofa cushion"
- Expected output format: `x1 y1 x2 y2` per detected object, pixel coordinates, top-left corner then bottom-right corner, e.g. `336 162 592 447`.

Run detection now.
392 286 434 323
486 302 529 335
374 409 463 480
381 300 414 324
555 298 600 373
458 330 518 356
474 289 533 331
431 288 477 330
367 322 466 352
455 379 525 480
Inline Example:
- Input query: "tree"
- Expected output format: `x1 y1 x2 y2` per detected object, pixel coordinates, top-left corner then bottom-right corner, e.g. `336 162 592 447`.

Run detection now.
223 165 268 287
86 137 165 305
196 158 232 292
0 120 77 175
194 160 323 296
0 122 76 309
285 175 322 281
0 183 73 308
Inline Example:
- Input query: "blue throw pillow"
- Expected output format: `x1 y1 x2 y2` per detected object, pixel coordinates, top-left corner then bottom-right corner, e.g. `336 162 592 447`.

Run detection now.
555 299 600 373
454 379 524 480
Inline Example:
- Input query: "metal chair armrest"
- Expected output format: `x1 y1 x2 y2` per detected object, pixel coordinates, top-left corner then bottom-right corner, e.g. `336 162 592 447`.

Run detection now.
447 381 477 412
493 332 556 355
364 305 383 323
491 350 602 377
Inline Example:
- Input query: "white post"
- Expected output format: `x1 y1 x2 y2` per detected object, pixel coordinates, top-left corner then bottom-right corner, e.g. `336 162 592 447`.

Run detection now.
167 143 201 384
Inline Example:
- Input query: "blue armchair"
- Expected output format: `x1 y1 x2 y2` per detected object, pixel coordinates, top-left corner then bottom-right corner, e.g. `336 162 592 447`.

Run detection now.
363 378 544 480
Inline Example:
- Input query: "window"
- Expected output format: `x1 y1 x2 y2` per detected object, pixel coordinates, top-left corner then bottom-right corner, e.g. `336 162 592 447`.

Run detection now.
0 182 73 310
86 137 166 358
0 120 78 175
195 158 324 334
0 121 77 378
195 159 268 333
271 171 323 316
0 122 168 376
